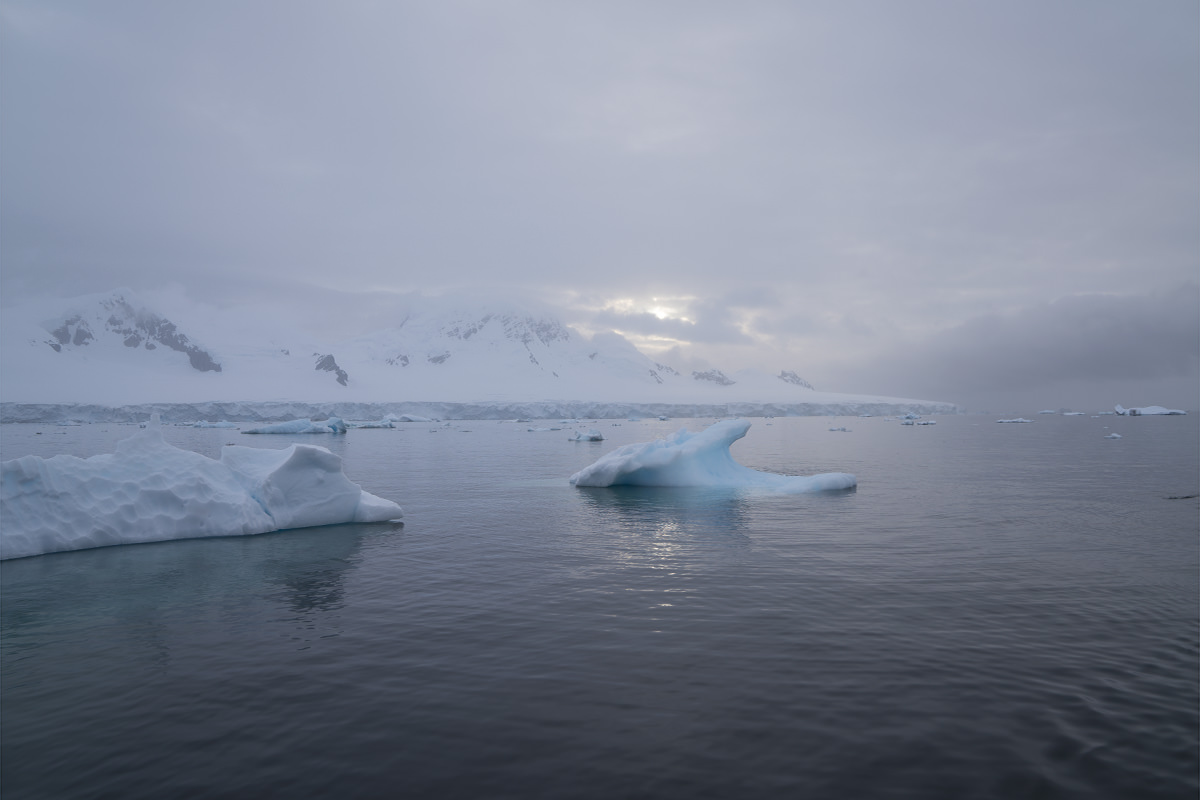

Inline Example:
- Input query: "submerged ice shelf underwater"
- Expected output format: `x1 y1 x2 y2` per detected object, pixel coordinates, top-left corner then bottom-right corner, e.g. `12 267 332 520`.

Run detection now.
0 416 403 560
570 418 857 492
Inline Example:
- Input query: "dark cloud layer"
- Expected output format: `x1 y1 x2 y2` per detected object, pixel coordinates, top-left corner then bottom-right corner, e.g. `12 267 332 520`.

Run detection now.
828 286 1200 410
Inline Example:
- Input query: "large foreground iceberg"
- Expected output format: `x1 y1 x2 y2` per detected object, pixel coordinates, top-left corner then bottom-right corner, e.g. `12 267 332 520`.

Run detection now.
569 418 856 492
0 418 402 560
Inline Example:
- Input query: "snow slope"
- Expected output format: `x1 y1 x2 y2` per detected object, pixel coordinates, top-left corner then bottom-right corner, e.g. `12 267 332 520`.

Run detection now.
0 289 957 414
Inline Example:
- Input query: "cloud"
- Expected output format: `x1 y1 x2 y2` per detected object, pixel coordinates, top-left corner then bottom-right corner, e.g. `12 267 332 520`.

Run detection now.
829 286 1200 409
1 1 1196 414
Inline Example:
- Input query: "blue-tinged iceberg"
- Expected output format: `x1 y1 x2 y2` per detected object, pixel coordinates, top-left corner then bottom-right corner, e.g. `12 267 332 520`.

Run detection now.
0 417 402 560
569 418 856 492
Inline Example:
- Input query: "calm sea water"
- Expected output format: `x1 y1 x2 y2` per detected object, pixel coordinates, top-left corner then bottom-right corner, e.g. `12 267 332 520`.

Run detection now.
2 413 1197 799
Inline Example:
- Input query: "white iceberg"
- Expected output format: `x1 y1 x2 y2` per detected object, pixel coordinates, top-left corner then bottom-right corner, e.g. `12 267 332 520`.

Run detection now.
569 418 856 492
997 418 1034 424
0 417 402 560
347 416 396 429
242 417 348 434
1104 433 1122 439
1115 405 1186 416
570 429 606 441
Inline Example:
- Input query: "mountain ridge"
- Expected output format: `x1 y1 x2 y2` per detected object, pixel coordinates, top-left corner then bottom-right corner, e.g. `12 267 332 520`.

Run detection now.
0 289 957 413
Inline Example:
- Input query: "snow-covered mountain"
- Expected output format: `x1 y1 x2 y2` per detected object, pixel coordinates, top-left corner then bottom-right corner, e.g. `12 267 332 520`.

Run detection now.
0 289 956 415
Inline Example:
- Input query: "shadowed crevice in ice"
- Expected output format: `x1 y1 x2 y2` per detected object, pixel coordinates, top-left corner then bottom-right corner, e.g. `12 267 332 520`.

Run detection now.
569 418 856 493
0 416 402 560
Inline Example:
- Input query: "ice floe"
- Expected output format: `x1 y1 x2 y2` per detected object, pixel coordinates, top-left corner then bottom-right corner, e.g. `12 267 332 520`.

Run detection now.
0 416 401 560
569 418 856 492
242 417 348 434
1115 405 1186 416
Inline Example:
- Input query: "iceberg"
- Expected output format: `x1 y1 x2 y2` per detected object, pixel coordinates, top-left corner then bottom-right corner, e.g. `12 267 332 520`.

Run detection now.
346 416 397 429
569 418 856 492
996 418 1034 424
570 429 606 441
242 417 348 434
0 417 402 560
1114 405 1186 416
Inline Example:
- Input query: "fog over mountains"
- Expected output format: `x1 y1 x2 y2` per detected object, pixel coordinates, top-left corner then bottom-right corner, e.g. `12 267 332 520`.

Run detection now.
1 289 955 418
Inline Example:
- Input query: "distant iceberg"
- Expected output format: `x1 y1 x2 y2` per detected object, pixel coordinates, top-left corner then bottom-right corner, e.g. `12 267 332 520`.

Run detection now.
570 429 605 441
1114 405 1186 416
569 418 856 492
0 417 401 560
997 418 1034 424
347 415 397 429
242 417 348 434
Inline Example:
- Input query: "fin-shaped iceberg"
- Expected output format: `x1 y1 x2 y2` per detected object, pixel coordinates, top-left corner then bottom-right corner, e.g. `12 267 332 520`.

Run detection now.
0 417 401 560
569 418 856 492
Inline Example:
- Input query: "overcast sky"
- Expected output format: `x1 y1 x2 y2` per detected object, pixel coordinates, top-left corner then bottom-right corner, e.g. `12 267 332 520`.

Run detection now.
2 0 1196 411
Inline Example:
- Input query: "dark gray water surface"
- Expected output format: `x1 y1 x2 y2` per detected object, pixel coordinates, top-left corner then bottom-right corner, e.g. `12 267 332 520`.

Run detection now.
2 414 1197 799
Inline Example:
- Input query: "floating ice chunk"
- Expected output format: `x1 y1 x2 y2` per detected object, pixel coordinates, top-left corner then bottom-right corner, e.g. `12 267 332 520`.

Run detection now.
347 417 395 429
242 417 347 434
570 429 606 441
1104 433 1122 439
829 426 850 432
396 414 433 423
996 418 1033 424
569 418 856 492
916 420 937 425
901 413 921 420
0 417 401 560
1115 405 1186 416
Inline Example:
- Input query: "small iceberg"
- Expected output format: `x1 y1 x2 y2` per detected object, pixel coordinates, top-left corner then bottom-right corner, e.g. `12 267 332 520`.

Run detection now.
0 416 402 560
570 429 606 442
569 418 856 493
347 415 398 429
1104 433 1122 439
997 418 1034 424
242 417 347 434
1115 405 1186 416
